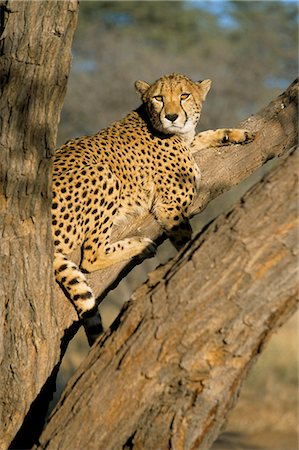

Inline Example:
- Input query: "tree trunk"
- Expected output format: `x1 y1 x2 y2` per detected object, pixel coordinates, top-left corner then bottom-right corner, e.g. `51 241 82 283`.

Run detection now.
35 149 298 450
0 1 78 448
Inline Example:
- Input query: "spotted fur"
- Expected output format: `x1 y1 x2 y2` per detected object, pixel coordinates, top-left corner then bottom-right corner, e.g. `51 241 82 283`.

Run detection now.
52 73 254 345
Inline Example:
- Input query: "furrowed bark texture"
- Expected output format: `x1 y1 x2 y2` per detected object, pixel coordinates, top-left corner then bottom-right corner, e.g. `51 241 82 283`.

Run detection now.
36 149 298 450
0 1 78 448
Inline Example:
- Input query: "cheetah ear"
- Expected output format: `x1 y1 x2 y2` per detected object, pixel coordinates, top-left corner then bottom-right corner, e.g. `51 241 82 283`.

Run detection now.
135 80 150 97
196 79 212 101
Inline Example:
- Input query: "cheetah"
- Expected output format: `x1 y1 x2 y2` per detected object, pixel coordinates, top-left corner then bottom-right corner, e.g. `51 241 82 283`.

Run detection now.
53 73 254 345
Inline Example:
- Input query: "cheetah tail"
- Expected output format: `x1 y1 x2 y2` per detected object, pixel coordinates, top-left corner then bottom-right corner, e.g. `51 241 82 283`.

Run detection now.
54 251 103 345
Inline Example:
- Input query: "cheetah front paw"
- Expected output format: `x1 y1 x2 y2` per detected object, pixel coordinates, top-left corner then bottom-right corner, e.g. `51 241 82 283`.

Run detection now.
220 129 255 145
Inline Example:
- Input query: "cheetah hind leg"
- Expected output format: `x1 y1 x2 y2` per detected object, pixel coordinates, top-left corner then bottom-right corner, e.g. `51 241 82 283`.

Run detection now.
191 128 255 151
54 251 103 346
81 236 156 272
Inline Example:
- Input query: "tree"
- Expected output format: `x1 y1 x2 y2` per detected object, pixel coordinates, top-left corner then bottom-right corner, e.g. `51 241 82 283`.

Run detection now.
0 1 79 448
0 2 298 449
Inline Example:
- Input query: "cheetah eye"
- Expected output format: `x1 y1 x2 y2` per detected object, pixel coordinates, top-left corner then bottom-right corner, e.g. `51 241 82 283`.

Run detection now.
181 93 190 100
153 95 163 102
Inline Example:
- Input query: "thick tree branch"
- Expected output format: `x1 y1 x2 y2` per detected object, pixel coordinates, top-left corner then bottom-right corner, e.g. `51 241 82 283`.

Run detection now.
36 148 298 450
190 77 298 214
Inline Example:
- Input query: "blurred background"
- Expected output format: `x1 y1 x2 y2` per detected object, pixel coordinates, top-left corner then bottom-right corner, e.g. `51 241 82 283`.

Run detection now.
56 1 298 449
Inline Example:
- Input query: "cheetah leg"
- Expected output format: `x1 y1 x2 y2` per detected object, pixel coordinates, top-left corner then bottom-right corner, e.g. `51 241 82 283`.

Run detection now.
191 128 255 152
153 203 192 250
81 235 155 272
54 251 103 345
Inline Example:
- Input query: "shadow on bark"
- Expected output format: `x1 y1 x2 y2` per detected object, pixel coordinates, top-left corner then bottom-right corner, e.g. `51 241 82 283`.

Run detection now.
8 321 80 450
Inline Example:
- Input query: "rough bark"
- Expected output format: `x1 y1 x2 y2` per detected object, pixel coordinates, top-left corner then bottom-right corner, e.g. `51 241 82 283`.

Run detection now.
0 1 78 448
36 149 298 450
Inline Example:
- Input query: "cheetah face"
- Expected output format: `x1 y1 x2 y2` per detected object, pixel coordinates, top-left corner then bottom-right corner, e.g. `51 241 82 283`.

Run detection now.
135 73 211 137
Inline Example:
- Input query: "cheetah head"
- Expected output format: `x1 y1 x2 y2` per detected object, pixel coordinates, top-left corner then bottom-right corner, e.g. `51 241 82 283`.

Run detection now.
135 73 211 139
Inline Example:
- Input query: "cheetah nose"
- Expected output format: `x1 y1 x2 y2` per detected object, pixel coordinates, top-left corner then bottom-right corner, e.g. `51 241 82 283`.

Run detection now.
165 113 178 123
